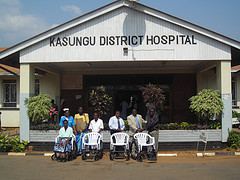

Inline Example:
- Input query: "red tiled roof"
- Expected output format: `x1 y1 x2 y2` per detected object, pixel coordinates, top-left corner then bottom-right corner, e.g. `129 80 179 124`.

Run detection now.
232 65 240 71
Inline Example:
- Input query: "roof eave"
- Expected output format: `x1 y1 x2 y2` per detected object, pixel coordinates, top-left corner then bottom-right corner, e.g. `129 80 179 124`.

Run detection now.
0 0 240 61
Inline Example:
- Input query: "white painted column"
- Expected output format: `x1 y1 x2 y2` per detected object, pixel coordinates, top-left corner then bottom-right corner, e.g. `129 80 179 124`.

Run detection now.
216 61 232 142
20 64 35 142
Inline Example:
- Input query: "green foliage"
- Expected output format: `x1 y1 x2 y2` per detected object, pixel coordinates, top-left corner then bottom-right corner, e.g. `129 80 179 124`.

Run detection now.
89 86 113 117
227 131 240 150
123 120 129 131
10 135 28 152
167 123 180 130
232 111 240 118
31 123 59 130
103 123 110 131
25 93 53 124
209 121 221 129
189 89 223 124
0 133 12 152
142 83 165 110
0 133 28 152
180 122 190 130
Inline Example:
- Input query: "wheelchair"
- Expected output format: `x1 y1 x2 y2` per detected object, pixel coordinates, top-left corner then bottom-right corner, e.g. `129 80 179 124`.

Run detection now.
51 135 77 162
109 133 130 161
81 133 103 161
130 133 157 162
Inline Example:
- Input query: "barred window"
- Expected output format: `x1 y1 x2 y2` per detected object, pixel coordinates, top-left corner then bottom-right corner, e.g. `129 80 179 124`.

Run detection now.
3 80 17 107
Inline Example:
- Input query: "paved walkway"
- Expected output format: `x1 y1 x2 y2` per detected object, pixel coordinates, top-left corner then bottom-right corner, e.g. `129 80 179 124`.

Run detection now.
1 155 240 180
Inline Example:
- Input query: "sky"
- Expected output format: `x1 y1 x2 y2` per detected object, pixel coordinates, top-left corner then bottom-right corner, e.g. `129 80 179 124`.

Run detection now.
0 0 239 47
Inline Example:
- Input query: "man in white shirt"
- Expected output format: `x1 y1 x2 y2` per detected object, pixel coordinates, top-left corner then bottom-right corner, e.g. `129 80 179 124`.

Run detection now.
89 112 104 139
108 111 125 135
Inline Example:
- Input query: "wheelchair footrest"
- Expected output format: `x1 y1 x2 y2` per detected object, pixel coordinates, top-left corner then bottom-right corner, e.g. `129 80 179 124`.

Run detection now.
147 157 157 161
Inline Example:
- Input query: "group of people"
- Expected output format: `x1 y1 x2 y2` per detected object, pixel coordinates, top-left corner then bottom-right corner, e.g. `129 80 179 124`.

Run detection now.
58 106 159 153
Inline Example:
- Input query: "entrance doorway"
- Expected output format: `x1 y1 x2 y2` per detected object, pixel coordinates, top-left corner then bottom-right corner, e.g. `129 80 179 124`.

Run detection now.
84 74 172 123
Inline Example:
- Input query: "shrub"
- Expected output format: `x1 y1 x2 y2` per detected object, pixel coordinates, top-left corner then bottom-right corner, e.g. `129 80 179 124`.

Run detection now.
180 122 190 130
189 89 223 125
0 133 12 152
89 86 113 117
123 120 129 131
25 93 53 124
10 135 28 152
142 83 165 110
209 121 221 129
103 123 110 131
167 123 179 130
232 111 240 118
0 133 28 152
227 131 240 150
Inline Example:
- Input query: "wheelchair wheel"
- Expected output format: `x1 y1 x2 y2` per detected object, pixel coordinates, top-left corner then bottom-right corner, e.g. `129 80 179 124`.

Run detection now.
51 154 57 161
126 151 130 161
82 150 86 161
137 154 142 162
130 141 138 160
99 149 103 159
94 155 100 161
72 141 78 159
110 153 114 161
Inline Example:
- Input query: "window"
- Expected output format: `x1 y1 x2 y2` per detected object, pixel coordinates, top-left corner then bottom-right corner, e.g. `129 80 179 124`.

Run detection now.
3 80 17 107
35 79 40 96
232 77 236 106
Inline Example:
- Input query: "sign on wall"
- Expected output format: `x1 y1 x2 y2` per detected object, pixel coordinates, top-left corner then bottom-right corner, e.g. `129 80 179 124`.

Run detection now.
61 75 83 90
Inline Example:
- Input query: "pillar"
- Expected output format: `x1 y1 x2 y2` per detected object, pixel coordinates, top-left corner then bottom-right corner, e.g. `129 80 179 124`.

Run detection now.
216 61 232 142
20 64 35 142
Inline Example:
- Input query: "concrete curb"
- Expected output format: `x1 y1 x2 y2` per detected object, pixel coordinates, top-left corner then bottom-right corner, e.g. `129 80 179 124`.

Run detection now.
8 153 26 156
158 154 177 157
196 152 240 157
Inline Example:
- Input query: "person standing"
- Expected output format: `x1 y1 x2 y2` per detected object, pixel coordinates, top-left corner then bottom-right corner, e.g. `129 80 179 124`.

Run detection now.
108 111 125 135
59 109 76 135
127 109 147 142
140 108 159 151
74 107 89 153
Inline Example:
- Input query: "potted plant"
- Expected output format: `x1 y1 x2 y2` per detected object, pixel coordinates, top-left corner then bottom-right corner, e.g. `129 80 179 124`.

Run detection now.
189 89 223 126
142 83 165 113
89 86 113 118
25 93 53 126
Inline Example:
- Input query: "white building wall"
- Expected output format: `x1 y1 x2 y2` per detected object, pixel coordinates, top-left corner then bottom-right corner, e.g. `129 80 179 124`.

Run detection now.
197 70 217 92
20 7 231 63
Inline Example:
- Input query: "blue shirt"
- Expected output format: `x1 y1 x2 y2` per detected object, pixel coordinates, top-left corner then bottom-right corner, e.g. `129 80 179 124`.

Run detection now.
135 115 140 129
59 116 76 128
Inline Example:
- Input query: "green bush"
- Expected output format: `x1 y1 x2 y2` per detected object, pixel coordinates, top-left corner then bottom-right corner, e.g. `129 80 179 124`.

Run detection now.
89 86 113 117
167 123 179 130
0 133 12 152
103 123 110 131
209 121 221 129
123 120 129 131
25 93 53 124
189 89 223 125
180 122 190 130
227 131 240 150
232 111 240 118
0 133 28 152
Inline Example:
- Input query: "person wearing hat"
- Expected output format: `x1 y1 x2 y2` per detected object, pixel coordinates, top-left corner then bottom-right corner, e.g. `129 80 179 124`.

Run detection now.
59 109 76 135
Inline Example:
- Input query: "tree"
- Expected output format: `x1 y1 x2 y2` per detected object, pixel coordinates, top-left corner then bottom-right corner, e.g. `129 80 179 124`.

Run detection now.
89 86 113 117
25 93 53 124
189 89 223 125
142 83 165 111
